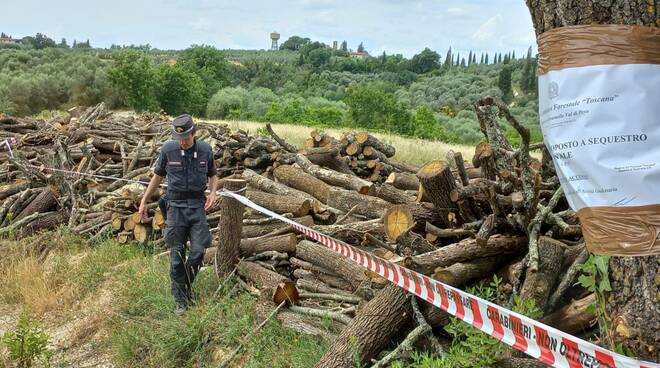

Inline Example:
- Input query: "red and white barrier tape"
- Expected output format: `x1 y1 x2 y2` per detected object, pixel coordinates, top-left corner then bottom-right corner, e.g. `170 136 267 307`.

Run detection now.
220 191 659 368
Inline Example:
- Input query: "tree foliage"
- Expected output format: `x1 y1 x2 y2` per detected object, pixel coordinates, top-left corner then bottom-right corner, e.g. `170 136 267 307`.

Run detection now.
107 50 158 112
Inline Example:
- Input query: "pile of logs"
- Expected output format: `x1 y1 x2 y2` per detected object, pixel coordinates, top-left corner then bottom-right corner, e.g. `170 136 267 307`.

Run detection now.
1 98 600 367
303 129 423 183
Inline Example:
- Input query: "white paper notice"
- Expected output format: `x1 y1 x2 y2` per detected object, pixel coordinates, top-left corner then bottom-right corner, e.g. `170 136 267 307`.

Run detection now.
538 64 660 211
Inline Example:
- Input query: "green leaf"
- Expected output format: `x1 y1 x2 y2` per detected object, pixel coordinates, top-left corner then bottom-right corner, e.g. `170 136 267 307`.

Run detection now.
599 276 612 292
594 256 610 276
577 274 596 291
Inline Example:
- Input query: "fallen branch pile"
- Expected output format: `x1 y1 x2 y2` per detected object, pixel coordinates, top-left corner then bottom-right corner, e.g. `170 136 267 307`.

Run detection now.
1 98 598 367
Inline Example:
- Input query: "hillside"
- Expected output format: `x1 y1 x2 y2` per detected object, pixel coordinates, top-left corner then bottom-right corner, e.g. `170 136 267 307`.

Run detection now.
0 38 540 147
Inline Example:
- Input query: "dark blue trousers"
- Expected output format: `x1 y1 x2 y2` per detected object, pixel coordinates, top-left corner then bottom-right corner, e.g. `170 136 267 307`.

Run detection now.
164 206 212 304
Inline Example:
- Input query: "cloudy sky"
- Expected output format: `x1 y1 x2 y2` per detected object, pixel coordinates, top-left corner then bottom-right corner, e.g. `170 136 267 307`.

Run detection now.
4 0 537 58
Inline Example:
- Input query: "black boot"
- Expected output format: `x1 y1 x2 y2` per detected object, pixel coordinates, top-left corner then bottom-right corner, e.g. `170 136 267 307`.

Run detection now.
172 282 188 315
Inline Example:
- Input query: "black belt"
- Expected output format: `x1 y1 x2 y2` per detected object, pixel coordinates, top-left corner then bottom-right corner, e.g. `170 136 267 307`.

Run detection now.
166 191 205 200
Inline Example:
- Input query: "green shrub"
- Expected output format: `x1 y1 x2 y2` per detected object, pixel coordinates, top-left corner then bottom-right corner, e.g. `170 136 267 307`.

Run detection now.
107 50 158 112
2 313 51 368
155 64 206 116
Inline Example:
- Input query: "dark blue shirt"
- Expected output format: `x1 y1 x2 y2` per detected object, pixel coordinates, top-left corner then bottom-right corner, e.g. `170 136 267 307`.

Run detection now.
154 139 217 208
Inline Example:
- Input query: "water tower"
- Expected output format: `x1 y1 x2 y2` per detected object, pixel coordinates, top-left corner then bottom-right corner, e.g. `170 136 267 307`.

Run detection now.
270 32 280 51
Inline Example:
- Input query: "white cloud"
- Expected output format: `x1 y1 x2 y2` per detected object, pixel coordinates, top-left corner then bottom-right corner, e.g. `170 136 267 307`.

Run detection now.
472 14 503 42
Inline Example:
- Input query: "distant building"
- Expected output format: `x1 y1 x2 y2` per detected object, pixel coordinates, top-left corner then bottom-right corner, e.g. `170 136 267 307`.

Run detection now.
349 51 369 60
332 41 338 50
0 36 19 45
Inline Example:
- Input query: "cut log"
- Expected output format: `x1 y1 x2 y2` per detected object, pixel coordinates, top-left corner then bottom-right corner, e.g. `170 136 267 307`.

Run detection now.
294 154 373 195
433 256 509 286
302 147 353 175
326 188 391 220
133 223 150 243
406 235 528 274
541 294 597 335
383 204 440 241
296 278 355 297
417 160 461 227
385 172 420 191
273 165 332 203
395 229 436 256
14 187 57 221
0 182 30 201
21 211 69 235
313 219 385 245
241 215 313 238
204 234 298 264
246 190 312 217
237 260 289 290
355 132 395 157
216 179 246 277
295 239 368 290
375 183 415 205
314 285 410 368
520 236 564 311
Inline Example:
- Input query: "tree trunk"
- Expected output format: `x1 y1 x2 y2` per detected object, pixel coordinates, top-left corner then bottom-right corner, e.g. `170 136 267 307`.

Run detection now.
385 172 420 191
383 204 440 241
246 190 312 217
520 236 564 311
312 219 386 244
216 179 246 277
294 154 373 195
433 255 510 287
417 160 461 227
295 240 368 290
273 164 333 203
14 186 57 221
314 285 411 368
523 2 659 359
240 215 313 238
204 234 298 264
406 235 528 274
541 294 598 335
326 188 391 220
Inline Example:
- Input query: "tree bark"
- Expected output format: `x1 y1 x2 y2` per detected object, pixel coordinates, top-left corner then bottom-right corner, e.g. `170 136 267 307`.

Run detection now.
295 240 368 290
433 255 510 287
385 172 420 191
241 215 313 238
417 160 461 227
314 285 411 368
246 190 312 217
295 154 373 195
312 219 386 244
520 236 564 311
273 164 332 203
523 2 659 359
216 179 246 277
541 294 598 335
406 235 528 274
326 188 391 220
14 186 58 221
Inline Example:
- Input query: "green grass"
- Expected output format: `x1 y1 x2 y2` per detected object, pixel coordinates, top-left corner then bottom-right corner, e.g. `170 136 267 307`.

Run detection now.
109 254 326 367
0 230 326 367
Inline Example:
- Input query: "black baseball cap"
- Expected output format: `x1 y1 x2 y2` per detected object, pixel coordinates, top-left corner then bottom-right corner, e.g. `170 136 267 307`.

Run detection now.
172 114 194 139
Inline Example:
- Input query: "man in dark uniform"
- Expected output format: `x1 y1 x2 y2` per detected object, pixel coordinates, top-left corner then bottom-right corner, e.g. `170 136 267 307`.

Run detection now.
139 114 218 315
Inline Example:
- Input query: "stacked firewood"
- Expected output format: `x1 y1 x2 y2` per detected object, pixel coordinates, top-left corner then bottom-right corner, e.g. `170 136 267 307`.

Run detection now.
0 104 289 244
302 129 424 183
1 98 597 368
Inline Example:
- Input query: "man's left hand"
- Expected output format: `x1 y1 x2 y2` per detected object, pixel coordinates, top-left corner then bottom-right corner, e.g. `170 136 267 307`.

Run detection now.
205 192 217 210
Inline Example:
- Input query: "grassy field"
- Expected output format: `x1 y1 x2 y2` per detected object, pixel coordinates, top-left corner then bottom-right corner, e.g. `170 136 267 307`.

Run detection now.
0 230 326 367
206 118 476 165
